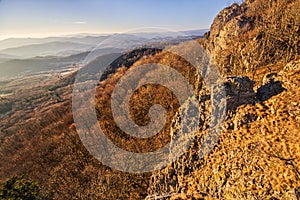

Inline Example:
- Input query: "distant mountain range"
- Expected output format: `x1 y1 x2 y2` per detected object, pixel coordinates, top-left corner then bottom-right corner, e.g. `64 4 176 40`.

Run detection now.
0 35 109 51
0 29 208 57
0 29 208 79
0 48 123 79
0 41 93 58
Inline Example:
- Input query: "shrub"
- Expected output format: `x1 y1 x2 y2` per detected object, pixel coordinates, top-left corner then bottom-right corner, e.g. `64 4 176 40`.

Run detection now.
0 176 41 200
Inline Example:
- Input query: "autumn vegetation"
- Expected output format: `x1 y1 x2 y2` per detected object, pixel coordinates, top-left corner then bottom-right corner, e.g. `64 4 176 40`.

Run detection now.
0 0 299 199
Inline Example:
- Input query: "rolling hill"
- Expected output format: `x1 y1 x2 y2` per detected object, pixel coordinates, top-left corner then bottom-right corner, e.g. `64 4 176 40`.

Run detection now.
0 1 299 199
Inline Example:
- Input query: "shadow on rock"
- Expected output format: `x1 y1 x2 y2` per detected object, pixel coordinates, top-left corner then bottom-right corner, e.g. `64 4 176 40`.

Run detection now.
257 73 286 102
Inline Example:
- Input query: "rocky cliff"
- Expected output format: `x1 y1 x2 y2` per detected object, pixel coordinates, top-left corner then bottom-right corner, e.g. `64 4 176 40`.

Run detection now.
146 62 300 199
145 0 300 199
1 1 299 199
203 0 300 76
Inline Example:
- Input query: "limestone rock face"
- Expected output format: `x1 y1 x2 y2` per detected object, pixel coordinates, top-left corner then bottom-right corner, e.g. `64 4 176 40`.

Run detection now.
145 0 300 199
224 76 255 110
204 2 254 73
204 0 299 75
147 75 257 198
209 3 245 40
146 65 300 200
144 0 300 198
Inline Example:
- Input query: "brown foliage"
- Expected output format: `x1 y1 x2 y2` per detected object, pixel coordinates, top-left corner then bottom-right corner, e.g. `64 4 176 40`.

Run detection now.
205 0 300 76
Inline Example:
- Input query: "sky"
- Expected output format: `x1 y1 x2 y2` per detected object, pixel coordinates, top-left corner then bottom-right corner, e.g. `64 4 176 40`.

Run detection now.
0 0 237 39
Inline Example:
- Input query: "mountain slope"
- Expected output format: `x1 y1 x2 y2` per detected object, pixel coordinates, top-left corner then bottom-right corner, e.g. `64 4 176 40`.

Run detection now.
147 60 300 199
0 1 299 199
0 48 165 199
145 0 300 199
0 41 93 58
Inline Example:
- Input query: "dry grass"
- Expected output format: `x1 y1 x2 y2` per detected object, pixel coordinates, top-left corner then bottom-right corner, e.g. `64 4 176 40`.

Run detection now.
148 63 300 199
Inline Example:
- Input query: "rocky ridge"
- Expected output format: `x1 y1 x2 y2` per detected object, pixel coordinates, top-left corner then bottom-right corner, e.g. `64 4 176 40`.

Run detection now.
145 0 300 198
146 59 300 200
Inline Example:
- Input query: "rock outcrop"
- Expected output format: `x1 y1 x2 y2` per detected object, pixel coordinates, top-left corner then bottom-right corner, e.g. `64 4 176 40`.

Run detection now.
146 62 300 199
203 2 253 74
224 76 255 110
203 0 300 75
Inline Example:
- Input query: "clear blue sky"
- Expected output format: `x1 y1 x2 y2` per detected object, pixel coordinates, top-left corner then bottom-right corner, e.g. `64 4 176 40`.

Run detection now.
0 0 236 39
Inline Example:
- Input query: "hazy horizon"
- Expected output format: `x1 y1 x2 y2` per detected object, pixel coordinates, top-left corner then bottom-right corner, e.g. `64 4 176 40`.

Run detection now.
0 0 238 40
0 28 209 41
